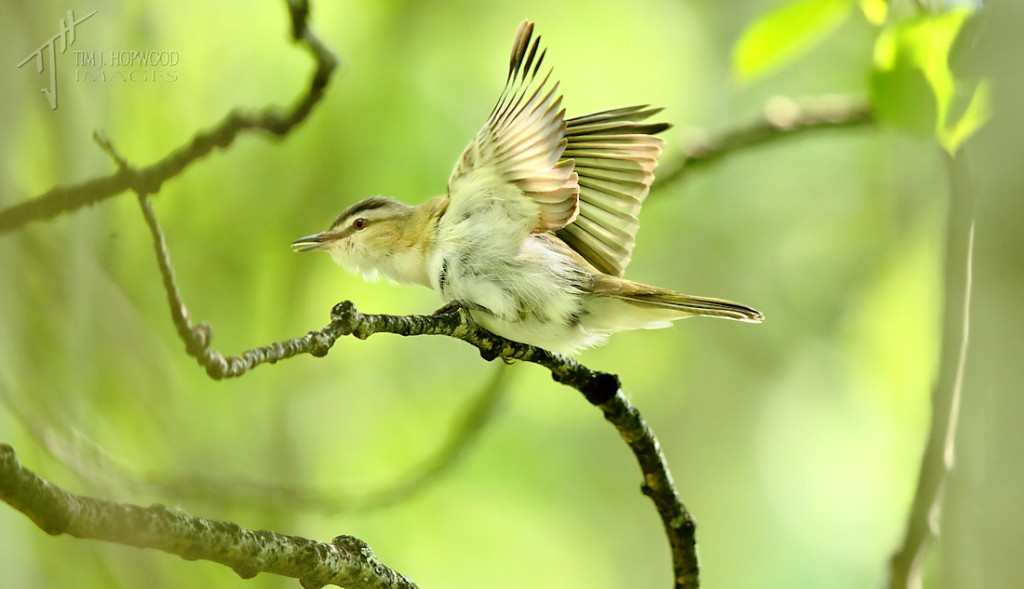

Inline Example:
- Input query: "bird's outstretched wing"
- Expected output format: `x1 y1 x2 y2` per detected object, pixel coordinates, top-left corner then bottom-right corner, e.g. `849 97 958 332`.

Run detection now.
447 21 579 232
557 106 669 276
447 21 670 276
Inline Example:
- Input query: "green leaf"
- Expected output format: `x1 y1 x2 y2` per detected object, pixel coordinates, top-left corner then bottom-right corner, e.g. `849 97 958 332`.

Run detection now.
733 0 855 82
870 8 987 154
870 61 936 138
859 0 888 26
941 79 991 154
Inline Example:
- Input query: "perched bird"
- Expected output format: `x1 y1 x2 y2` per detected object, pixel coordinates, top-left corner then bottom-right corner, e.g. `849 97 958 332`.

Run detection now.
293 21 762 354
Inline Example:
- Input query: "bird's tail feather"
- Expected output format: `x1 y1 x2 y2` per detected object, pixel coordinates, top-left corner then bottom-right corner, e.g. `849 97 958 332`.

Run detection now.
591 275 763 325
618 291 764 323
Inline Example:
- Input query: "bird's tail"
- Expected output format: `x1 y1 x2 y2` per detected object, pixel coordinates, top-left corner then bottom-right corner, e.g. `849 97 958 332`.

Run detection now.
617 290 764 323
589 275 763 330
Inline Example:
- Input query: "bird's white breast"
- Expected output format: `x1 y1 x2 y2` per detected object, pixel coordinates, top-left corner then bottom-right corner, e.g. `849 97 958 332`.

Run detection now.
427 177 603 353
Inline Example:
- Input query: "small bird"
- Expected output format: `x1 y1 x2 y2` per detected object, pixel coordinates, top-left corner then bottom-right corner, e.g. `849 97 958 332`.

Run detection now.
293 21 762 354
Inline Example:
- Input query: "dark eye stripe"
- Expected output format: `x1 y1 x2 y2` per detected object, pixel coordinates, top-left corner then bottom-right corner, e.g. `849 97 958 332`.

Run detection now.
330 197 393 228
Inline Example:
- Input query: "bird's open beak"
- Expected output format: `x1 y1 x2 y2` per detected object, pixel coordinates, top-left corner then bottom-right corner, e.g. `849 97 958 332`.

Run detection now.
291 232 335 252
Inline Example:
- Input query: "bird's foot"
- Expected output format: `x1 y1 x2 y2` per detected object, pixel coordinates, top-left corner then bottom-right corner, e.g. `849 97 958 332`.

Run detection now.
432 301 464 316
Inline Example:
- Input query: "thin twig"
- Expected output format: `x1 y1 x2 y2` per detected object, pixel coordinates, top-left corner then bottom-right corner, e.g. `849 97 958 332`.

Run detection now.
888 153 974 588
601 390 698 586
0 444 418 589
137 192 213 355
0 0 337 234
655 96 874 188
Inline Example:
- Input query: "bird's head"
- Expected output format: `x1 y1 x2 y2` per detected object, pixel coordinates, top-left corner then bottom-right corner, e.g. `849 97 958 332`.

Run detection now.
292 196 434 285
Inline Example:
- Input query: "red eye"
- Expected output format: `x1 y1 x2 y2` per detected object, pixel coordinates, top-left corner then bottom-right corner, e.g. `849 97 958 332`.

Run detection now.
352 218 368 231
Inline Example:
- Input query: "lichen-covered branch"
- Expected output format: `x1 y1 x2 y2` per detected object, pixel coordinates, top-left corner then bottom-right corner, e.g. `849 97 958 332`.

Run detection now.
601 391 698 587
0 444 418 589
0 0 337 234
655 96 874 188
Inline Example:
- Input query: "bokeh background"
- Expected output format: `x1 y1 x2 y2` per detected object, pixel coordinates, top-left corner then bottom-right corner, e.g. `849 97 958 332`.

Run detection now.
1 1 1019 588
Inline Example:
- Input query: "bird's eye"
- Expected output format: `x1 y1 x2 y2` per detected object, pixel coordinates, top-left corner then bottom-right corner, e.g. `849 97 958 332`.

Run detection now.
352 218 368 231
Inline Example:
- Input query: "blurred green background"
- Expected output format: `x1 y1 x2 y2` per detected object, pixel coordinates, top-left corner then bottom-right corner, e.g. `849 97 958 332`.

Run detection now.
0 1 1019 588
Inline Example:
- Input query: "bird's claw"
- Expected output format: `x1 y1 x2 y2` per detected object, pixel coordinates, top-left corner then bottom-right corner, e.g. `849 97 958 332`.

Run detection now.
432 301 463 316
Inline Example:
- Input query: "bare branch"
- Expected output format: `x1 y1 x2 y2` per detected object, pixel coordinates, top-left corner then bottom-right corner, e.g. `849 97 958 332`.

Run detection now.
0 0 337 234
136 192 214 355
601 389 699 587
0 444 418 589
888 153 974 588
655 96 874 188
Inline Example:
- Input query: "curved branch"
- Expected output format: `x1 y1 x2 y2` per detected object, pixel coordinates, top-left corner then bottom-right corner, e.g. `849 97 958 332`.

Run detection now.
655 96 874 188
0 444 418 589
0 0 337 234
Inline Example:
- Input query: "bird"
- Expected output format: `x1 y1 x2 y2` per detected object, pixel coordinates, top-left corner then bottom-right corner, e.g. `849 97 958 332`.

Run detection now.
292 20 762 355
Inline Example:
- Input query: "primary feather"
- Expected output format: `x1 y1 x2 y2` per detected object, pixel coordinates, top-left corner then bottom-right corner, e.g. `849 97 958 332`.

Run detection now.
448 23 671 278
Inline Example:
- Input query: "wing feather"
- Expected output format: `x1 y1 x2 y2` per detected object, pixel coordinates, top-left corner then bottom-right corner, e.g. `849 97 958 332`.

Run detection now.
446 22 670 274
447 22 579 232
556 108 669 276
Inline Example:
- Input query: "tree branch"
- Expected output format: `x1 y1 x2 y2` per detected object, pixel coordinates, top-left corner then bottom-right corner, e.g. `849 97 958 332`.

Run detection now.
0 444 418 589
887 153 974 588
655 96 874 188
0 0 337 234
